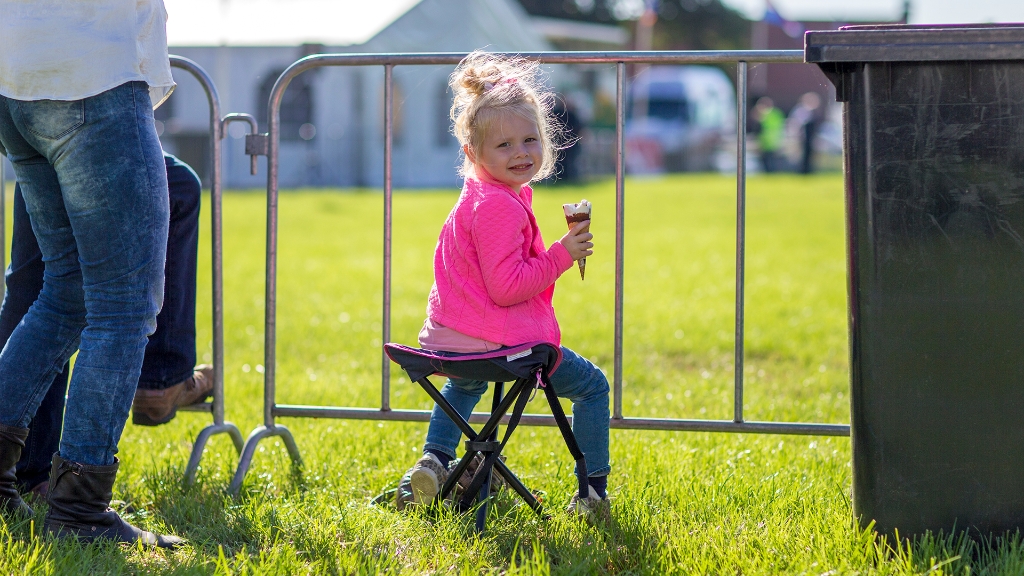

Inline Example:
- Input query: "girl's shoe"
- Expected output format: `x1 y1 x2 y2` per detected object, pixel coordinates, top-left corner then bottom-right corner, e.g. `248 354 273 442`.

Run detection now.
395 454 448 510
566 485 610 524
449 453 506 496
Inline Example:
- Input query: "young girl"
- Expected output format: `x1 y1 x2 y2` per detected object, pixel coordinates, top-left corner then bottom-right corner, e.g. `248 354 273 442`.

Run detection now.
396 51 610 520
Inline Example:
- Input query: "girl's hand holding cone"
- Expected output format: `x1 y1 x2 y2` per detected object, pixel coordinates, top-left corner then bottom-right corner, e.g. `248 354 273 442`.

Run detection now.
562 199 592 279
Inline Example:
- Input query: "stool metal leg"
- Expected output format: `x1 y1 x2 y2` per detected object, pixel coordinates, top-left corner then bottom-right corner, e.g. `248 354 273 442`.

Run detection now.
416 376 545 518
542 384 589 500
492 462 543 515
453 380 529 509
421 377 528 501
474 381 502 531
458 381 532 511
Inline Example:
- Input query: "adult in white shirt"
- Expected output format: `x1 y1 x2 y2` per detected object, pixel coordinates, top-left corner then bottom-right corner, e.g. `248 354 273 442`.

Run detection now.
0 0 182 548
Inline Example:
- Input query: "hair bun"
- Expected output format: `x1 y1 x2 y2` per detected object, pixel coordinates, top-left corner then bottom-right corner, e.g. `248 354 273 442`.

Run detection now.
457 58 504 97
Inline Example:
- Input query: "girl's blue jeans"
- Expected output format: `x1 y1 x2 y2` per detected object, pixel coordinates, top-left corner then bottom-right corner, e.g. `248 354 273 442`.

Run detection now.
0 81 169 466
424 346 611 477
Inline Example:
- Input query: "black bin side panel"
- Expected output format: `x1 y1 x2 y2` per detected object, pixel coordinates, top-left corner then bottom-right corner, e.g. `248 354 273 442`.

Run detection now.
847 60 1024 537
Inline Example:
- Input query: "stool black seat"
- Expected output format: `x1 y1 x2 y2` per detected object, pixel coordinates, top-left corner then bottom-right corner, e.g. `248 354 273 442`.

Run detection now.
384 341 589 531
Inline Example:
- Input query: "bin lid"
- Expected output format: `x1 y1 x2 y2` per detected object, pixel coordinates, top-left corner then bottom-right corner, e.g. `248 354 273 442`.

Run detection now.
806 24 1024 63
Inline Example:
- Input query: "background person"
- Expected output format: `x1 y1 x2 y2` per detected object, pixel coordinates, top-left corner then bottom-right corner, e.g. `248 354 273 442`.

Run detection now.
786 91 822 175
3 153 213 499
552 98 583 183
755 97 785 173
0 0 182 548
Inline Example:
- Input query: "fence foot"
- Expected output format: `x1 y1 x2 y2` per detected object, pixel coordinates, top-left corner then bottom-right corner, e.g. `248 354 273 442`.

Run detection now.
228 425 302 497
182 422 245 487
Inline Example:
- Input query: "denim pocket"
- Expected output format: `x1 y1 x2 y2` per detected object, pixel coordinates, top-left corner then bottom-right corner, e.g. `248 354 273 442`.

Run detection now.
17 99 85 140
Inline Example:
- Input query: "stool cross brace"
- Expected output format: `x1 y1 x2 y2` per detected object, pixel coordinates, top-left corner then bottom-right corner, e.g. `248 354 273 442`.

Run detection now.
415 370 589 531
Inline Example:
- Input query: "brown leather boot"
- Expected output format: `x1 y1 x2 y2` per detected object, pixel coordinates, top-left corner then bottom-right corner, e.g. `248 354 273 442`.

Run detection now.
44 454 183 548
131 365 214 426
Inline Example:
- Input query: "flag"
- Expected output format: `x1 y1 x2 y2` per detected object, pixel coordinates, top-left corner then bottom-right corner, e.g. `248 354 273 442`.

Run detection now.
764 0 804 39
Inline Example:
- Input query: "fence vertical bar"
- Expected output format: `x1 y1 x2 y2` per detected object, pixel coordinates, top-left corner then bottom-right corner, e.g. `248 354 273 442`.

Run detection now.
208 74 226 430
613 61 626 421
733 61 748 424
264 104 280 431
229 57 309 497
167 56 245 486
382 63 394 412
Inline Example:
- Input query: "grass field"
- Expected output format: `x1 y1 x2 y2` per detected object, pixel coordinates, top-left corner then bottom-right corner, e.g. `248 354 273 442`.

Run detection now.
1 173 1022 574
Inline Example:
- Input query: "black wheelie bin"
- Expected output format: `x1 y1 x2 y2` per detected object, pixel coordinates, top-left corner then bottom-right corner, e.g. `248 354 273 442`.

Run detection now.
806 24 1024 539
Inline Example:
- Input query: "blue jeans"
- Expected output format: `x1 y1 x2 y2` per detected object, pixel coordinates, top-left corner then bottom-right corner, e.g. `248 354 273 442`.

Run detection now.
0 81 169 466
423 346 611 477
139 153 200 389
2 154 200 489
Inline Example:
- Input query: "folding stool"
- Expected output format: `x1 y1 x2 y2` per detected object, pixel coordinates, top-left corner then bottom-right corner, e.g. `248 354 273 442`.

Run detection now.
383 342 589 531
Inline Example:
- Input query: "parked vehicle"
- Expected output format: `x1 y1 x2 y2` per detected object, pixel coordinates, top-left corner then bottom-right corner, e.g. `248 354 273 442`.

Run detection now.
625 66 736 173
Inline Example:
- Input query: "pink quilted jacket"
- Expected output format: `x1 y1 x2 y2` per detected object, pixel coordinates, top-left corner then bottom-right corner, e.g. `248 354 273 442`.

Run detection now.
426 174 574 346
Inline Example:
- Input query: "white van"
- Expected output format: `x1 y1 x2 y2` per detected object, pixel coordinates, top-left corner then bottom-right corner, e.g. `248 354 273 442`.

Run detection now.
625 66 736 173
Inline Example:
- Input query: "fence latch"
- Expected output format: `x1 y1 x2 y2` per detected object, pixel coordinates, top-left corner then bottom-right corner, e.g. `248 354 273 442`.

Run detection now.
243 133 269 176
245 133 269 157
221 113 264 175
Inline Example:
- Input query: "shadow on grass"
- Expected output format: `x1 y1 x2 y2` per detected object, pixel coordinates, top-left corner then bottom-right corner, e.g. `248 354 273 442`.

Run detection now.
467 484 672 575
0 503 211 575
872 525 1024 576
142 464 272 554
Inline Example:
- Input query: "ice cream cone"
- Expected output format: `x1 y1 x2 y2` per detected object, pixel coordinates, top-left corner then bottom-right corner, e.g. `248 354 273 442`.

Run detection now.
562 199 592 280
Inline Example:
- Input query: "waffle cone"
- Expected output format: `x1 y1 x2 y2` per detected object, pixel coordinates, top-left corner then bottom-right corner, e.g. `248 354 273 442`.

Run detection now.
563 208 591 281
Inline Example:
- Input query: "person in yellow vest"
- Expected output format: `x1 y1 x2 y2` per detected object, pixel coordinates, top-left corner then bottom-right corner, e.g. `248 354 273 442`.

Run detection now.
755 97 785 173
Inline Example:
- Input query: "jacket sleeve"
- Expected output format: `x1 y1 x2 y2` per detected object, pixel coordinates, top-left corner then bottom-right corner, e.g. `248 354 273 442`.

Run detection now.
471 196 575 307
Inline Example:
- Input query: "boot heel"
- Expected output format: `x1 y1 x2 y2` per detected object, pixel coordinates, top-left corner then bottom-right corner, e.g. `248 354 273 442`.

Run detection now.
132 408 177 427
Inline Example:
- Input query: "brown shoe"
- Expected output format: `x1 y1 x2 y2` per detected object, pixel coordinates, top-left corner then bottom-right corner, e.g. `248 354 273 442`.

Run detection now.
132 365 214 426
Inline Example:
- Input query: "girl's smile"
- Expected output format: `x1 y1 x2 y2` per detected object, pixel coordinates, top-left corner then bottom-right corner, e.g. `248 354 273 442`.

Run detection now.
465 112 542 189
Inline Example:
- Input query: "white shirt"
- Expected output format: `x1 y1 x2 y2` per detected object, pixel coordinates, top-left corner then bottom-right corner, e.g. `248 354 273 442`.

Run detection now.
0 0 174 107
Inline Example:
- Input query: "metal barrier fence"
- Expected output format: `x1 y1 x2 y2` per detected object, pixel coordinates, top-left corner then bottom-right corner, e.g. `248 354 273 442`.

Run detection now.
228 50 852 496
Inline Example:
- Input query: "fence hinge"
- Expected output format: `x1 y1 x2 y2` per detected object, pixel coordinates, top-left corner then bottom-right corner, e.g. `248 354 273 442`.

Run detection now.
245 133 269 156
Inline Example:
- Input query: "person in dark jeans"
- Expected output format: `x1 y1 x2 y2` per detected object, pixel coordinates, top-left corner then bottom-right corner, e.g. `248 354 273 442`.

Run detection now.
2 152 212 497
552 99 583 183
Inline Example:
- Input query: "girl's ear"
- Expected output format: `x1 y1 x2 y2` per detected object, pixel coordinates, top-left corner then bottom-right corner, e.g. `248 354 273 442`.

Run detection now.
463 144 477 164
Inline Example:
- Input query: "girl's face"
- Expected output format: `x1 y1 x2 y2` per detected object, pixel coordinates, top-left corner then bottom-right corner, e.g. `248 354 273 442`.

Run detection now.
465 111 542 189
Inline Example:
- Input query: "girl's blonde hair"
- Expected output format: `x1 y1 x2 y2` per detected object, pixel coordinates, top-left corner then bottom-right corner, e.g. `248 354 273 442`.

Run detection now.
449 50 561 181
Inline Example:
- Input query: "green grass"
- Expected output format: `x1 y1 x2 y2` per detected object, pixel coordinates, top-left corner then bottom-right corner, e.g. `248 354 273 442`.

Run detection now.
2 173 1023 574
